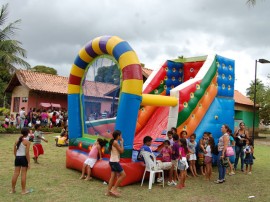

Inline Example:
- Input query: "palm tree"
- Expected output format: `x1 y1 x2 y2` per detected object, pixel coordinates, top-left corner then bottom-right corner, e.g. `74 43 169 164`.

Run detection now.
0 3 30 72
246 0 256 6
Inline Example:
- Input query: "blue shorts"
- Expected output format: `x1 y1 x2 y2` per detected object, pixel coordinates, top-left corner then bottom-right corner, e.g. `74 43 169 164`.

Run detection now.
109 162 123 173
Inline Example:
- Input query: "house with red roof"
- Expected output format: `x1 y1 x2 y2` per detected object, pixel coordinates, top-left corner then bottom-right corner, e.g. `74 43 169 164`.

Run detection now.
5 70 118 117
5 68 258 135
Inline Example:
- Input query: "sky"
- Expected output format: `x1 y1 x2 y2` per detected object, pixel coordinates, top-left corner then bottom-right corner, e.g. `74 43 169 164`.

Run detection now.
3 0 270 95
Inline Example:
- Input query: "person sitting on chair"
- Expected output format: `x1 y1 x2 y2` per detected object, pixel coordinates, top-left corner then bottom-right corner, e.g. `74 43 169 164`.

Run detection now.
137 136 172 182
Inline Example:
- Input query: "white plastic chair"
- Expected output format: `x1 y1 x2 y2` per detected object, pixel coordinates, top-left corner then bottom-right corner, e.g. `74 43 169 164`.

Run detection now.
140 151 164 189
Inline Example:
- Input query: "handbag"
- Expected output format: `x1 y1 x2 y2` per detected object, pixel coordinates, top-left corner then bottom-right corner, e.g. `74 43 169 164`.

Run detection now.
226 146 234 157
220 157 229 167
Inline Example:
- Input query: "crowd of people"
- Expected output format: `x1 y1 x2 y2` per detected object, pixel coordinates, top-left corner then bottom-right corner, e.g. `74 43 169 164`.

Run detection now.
11 122 254 196
3 107 68 129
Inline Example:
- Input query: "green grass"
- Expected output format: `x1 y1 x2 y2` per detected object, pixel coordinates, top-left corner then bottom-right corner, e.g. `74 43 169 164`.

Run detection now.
0 133 270 202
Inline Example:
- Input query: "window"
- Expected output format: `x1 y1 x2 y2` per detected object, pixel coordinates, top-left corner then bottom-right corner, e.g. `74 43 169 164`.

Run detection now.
22 97 28 102
13 97 20 112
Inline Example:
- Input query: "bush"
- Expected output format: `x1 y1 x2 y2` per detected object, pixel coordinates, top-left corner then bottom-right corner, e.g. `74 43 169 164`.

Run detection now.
5 127 20 134
40 127 62 133
0 108 10 116
0 127 6 133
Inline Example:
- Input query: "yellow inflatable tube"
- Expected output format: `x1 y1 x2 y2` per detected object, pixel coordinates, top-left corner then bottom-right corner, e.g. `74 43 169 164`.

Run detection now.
141 94 178 107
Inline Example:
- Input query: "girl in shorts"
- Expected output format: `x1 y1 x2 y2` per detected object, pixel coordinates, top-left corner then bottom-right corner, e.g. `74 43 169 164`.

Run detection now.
188 133 198 177
106 130 126 197
204 137 214 181
80 138 108 180
177 138 189 189
11 127 31 195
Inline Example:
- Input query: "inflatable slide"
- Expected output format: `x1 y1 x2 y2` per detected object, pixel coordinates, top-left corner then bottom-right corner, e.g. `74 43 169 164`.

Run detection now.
66 36 235 186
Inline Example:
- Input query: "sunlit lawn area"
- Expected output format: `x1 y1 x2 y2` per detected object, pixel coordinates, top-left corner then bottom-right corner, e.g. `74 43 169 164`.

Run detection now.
0 133 270 202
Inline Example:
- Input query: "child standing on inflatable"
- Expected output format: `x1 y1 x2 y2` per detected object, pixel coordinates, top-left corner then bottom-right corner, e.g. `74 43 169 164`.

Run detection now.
11 127 31 194
80 138 108 180
177 138 189 189
243 138 254 174
106 130 126 197
33 124 48 164
204 137 214 181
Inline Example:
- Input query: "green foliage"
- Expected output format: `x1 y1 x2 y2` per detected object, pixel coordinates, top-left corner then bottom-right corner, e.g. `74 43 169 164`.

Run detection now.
0 4 30 71
40 126 62 133
94 64 120 85
246 78 270 125
4 126 20 133
0 107 10 115
31 65 58 75
0 127 6 133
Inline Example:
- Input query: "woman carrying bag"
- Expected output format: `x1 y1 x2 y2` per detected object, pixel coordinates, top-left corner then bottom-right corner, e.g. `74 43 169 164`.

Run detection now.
215 124 230 184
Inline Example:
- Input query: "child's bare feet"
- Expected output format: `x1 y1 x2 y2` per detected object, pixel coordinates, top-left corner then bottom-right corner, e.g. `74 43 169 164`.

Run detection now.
9 190 16 194
110 188 121 197
85 177 92 181
79 176 85 180
176 184 184 189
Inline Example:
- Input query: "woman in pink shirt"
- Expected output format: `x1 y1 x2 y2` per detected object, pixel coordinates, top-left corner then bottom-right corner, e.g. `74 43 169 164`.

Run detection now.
80 138 108 181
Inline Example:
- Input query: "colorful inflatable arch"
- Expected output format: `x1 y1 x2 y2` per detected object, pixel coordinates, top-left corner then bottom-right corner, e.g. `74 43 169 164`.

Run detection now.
66 36 235 186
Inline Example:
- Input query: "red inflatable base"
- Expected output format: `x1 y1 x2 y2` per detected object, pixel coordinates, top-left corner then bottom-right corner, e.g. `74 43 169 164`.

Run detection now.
66 149 145 186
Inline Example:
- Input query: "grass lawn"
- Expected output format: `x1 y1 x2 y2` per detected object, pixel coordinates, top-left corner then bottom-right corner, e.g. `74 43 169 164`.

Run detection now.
0 133 270 202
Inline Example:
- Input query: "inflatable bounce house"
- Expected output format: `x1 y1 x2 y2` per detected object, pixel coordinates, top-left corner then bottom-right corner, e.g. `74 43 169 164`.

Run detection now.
66 36 235 186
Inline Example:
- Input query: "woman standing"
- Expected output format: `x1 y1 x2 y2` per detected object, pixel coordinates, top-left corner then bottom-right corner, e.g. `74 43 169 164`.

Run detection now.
215 124 230 184
234 122 249 171
11 127 31 194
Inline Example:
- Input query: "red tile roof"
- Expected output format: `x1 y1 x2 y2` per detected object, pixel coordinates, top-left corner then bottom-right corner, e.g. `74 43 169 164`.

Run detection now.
234 90 254 106
9 70 252 106
10 70 117 98
142 67 153 77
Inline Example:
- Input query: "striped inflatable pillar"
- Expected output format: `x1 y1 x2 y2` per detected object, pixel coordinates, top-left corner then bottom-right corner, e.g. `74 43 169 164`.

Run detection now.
68 36 143 154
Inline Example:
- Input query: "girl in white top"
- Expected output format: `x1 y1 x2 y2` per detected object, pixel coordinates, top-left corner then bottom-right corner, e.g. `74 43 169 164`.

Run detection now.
106 130 126 197
204 137 214 181
11 127 31 195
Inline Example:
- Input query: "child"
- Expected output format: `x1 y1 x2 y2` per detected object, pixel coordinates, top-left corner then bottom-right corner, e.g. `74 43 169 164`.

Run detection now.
187 133 198 177
180 130 188 139
204 137 214 181
138 136 172 183
106 130 126 197
11 127 31 195
35 118 41 125
27 130 34 142
5 115 10 126
33 124 48 163
198 132 208 175
243 138 254 174
171 127 177 135
157 140 172 181
168 134 180 186
177 138 189 189
167 130 174 146
80 138 108 180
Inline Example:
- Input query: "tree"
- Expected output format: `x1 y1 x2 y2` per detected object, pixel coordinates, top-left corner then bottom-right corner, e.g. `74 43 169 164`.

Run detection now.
246 78 270 125
0 4 30 71
94 64 120 85
0 3 30 107
246 79 265 104
31 65 58 75
246 0 256 6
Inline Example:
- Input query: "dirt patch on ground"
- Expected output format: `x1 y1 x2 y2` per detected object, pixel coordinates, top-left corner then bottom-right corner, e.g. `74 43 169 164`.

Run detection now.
255 134 270 146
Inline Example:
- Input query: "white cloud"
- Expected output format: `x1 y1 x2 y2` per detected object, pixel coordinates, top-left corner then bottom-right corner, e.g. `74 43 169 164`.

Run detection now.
3 0 270 95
